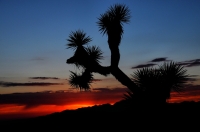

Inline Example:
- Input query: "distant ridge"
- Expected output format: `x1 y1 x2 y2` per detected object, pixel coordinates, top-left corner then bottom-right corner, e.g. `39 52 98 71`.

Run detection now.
1 101 200 131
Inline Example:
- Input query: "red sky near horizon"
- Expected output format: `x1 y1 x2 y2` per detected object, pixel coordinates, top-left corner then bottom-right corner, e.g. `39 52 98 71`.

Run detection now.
1 0 200 121
1 84 200 120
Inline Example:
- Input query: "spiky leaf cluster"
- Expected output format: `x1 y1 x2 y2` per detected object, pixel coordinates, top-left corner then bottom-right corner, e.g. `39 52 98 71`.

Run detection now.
123 90 135 100
67 30 92 50
69 70 93 90
124 61 189 101
97 4 130 35
109 4 131 23
159 61 188 92
86 46 103 64
132 67 161 92
97 13 111 35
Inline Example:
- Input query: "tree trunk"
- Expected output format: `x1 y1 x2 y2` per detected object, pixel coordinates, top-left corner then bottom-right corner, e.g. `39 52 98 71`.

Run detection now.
110 67 141 94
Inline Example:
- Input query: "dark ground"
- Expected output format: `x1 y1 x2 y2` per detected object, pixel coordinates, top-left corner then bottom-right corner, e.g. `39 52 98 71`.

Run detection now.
1 101 200 131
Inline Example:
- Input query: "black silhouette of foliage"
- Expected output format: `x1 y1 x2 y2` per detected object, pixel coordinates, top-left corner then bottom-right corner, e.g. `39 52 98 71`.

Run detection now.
159 61 188 93
70 46 90 69
123 90 134 100
67 45 105 90
67 30 92 50
109 4 131 23
97 13 111 35
66 4 189 104
97 4 131 68
97 4 130 36
124 62 189 102
132 67 161 92
69 70 93 91
66 30 105 90
86 46 103 64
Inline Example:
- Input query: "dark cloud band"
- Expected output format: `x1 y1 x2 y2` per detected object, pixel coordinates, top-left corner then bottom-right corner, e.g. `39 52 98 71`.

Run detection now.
178 59 200 67
132 58 200 69
150 57 168 62
29 77 59 80
0 82 63 87
131 63 156 69
0 88 127 108
92 79 102 82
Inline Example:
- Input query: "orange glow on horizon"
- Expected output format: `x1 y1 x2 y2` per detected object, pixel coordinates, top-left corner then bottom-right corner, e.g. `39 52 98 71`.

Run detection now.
0 104 92 120
0 102 117 120
1 90 200 120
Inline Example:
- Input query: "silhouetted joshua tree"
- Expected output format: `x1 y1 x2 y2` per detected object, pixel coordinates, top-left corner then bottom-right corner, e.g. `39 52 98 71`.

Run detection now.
66 4 140 94
66 4 188 105
125 61 189 104
97 4 130 67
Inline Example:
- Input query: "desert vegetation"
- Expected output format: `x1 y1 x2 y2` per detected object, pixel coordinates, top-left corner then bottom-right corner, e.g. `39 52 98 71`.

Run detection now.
66 4 189 106
2 4 196 131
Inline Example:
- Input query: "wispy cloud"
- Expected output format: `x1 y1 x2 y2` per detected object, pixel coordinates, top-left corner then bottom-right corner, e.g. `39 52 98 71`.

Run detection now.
92 79 102 82
149 57 169 62
187 75 199 83
131 57 170 69
187 78 199 82
131 63 156 69
0 81 63 87
132 58 200 69
178 59 200 67
29 77 59 80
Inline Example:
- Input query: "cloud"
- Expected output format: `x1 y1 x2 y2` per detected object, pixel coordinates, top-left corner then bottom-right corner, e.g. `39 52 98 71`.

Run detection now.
1 85 200 109
187 75 199 83
93 88 111 91
149 57 169 62
132 58 200 69
0 81 63 87
131 57 169 69
169 84 200 103
178 59 200 67
187 78 199 82
131 63 156 69
29 77 59 80
189 75 199 77
92 79 102 82
0 88 127 109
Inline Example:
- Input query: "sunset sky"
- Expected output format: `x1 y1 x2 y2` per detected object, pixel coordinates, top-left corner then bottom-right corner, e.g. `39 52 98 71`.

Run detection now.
0 0 200 120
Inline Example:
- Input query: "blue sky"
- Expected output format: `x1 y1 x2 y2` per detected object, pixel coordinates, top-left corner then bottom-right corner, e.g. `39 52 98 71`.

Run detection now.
0 0 200 94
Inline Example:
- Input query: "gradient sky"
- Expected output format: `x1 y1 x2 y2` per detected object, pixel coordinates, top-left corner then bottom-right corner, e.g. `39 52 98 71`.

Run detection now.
0 0 200 120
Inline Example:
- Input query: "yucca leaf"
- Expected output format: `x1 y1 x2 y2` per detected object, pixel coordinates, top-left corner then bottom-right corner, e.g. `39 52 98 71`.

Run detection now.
86 46 103 64
68 70 93 91
97 4 130 36
67 30 92 50
108 4 130 24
